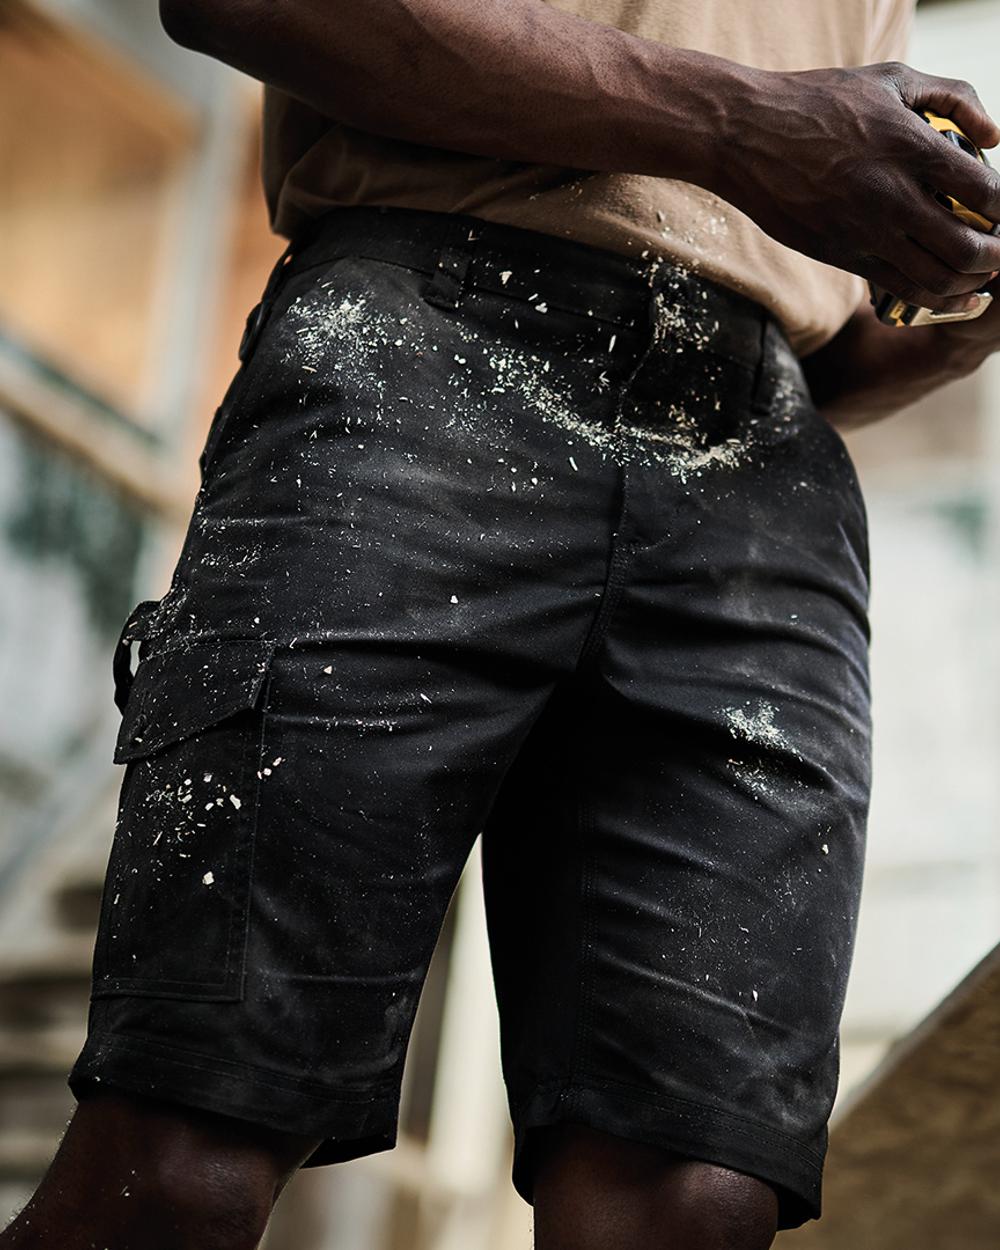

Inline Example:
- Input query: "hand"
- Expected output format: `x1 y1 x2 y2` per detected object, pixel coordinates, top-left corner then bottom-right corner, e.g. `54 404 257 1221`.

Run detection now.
718 62 1000 315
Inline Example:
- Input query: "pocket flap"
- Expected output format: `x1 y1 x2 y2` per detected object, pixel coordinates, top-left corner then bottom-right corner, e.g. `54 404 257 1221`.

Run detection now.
114 639 276 764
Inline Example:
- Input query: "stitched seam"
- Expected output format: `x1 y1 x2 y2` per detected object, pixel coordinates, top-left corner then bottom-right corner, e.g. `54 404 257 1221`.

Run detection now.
569 797 598 1090
462 284 644 333
287 252 763 361
220 698 253 995
576 1075 826 1165
99 658 273 998
513 1077 825 1167
235 675 272 997
576 537 633 670
84 1030 399 1101
96 719 252 1001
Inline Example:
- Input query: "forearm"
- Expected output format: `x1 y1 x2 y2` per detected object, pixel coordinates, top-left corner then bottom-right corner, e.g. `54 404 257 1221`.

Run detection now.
803 303 988 429
160 0 754 185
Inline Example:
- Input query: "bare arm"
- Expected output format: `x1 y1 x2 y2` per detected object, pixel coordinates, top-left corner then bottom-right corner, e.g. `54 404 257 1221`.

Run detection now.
162 0 1000 314
160 0 746 185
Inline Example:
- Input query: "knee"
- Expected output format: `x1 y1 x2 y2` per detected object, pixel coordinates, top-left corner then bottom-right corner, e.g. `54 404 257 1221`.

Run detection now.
12 1092 294 1250
141 1149 274 1250
532 1124 778 1250
0 1159 271 1250
668 1162 778 1250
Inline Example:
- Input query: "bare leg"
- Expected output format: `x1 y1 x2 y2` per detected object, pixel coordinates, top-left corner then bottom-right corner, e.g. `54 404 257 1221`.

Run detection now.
532 1124 779 1250
0 1090 321 1250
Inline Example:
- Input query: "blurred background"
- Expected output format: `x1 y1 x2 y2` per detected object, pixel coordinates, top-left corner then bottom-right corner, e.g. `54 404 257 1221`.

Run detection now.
0 0 997 1246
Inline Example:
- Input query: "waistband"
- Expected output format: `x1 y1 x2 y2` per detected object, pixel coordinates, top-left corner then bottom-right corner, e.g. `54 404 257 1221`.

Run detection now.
274 205 772 369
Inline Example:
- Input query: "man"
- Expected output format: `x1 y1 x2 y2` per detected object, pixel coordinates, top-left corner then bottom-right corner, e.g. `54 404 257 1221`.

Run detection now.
5 2 1000 1248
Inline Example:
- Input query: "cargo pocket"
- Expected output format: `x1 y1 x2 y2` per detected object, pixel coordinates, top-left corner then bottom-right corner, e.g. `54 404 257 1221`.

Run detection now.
93 638 276 1002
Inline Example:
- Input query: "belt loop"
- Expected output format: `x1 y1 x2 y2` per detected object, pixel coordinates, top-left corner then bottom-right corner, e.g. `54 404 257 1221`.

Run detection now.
424 223 479 311
112 599 161 714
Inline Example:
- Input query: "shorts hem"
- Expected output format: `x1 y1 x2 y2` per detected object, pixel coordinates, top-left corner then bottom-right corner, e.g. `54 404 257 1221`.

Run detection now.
510 1079 824 1230
69 1030 399 1168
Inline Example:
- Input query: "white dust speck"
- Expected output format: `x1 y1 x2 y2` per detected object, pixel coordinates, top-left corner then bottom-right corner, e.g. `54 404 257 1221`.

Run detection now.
202 871 215 886
568 456 579 472
821 844 829 855
500 271 512 285
450 594 459 605
229 794 242 809
323 665 333 674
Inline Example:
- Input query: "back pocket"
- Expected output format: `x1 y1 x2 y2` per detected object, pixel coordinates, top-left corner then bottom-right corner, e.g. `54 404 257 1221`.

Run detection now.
92 639 275 1002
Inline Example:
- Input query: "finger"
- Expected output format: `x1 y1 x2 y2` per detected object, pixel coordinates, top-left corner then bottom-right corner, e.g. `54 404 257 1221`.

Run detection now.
904 193 1000 275
896 64 1000 149
912 124 1000 225
862 253 986 314
892 236 987 298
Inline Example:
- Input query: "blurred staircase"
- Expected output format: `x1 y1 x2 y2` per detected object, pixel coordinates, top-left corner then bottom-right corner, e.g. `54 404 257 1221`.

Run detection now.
0 788 114 1225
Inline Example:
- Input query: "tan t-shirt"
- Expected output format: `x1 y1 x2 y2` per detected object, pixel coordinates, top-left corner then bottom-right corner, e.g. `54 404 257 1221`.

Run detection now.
262 0 913 356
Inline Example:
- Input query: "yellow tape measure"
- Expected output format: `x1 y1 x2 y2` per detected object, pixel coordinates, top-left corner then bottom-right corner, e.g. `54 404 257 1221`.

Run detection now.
870 110 998 327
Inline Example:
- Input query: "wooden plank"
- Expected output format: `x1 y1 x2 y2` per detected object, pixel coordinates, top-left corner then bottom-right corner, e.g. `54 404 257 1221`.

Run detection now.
779 943 1000 1248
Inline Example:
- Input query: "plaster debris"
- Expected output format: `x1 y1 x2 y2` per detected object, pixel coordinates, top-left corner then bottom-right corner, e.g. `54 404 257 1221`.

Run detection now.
278 261 768 491
723 701 798 756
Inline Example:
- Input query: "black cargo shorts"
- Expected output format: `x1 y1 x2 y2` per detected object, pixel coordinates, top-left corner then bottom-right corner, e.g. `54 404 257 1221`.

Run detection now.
70 205 871 1228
